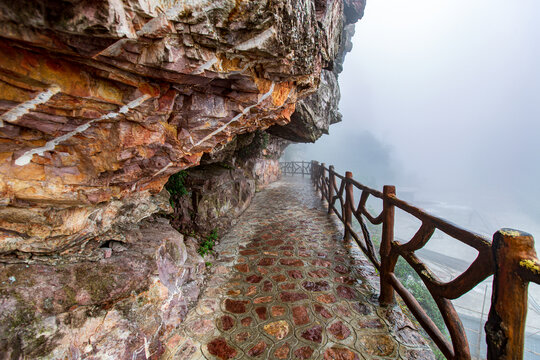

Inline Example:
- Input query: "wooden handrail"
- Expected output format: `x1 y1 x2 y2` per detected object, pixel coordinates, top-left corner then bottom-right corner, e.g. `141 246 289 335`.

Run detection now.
279 161 540 360
279 160 312 177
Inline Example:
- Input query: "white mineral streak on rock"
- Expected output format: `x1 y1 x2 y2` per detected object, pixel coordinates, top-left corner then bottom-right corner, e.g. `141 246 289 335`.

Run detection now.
194 82 275 147
14 94 152 166
144 337 150 359
0 86 61 127
153 162 174 177
193 57 218 74
234 27 276 51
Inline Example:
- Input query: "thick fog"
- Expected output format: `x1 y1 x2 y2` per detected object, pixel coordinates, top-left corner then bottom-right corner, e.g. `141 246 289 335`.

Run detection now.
285 0 540 242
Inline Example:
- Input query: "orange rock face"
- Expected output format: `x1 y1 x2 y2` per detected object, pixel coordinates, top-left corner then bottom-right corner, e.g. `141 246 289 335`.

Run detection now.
0 0 364 255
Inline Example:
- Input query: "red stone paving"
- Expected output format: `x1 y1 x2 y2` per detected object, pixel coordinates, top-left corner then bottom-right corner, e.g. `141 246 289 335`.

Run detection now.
207 337 237 359
274 343 291 359
280 291 309 302
329 320 352 340
167 178 435 359
220 315 235 331
292 305 310 325
255 306 267 320
294 346 314 359
301 325 323 343
247 340 267 357
262 280 273 291
224 299 248 314
271 305 286 317
314 303 333 319
324 346 361 360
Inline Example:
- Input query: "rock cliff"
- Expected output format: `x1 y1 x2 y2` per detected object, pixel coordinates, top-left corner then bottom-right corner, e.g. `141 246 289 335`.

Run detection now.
169 131 288 237
0 0 365 357
0 0 363 256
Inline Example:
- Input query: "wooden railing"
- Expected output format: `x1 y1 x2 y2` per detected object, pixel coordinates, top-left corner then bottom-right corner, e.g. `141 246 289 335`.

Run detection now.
283 160 539 359
280 161 312 176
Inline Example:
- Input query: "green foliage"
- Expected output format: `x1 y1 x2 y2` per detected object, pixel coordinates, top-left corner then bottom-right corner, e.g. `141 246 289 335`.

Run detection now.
261 132 269 149
394 258 448 335
198 229 218 257
165 171 188 207
205 261 213 267
208 228 218 241
219 162 234 170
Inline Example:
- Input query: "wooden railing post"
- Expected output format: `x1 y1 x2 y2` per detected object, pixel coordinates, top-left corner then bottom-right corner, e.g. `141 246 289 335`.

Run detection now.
320 163 326 201
343 171 354 241
486 229 535 359
379 185 396 306
328 165 335 214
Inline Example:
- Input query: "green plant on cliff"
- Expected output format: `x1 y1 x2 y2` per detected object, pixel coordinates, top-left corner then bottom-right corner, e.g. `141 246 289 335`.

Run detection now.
394 258 447 360
357 219 447 360
261 132 269 149
165 170 188 207
198 229 218 257
219 162 234 170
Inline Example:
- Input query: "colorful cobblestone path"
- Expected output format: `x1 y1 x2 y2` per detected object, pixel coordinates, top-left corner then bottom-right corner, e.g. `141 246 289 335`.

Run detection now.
163 177 435 359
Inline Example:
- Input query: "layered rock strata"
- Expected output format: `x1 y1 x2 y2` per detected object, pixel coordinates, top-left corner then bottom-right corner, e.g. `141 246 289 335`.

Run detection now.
0 0 364 255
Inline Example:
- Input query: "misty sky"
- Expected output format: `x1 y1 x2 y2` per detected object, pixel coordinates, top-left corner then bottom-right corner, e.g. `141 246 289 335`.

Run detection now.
288 0 540 238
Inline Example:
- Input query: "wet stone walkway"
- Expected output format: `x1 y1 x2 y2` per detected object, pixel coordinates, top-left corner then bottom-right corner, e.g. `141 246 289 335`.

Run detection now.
163 177 434 360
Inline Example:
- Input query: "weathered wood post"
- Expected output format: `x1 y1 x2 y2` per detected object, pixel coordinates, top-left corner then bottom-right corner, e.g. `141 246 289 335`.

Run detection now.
301 160 305 177
310 160 315 181
486 229 538 359
379 185 396 305
343 171 354 241
321 163 326 201
328 165 335 214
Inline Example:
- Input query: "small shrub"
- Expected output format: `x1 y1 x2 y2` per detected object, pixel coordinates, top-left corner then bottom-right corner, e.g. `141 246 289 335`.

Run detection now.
198 229 218 257
165 171 188 207
219 163 234 170
261 132 269 149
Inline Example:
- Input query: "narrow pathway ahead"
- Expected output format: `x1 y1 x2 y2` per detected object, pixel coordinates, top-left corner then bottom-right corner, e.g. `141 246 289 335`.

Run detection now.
164 177 434 359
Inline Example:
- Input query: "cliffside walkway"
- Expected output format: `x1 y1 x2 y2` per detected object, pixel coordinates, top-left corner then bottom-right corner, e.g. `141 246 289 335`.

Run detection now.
163 177 434 360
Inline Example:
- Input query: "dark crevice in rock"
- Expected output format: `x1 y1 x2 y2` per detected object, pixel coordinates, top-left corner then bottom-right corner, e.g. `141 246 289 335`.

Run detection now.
167 130 288 237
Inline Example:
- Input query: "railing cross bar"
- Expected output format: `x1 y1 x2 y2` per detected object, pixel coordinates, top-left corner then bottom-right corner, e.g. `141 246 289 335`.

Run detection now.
290 160 540 360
